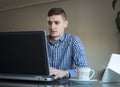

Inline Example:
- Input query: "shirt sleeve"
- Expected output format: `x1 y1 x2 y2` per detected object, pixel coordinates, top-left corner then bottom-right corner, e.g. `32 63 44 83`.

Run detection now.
69 35 88 78
68 69 77 78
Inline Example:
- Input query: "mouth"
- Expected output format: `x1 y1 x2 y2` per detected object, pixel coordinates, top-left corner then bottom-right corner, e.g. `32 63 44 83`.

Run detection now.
50 30 57 33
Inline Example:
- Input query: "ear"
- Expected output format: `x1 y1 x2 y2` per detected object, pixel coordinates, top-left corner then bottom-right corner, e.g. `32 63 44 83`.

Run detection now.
64 20 68 28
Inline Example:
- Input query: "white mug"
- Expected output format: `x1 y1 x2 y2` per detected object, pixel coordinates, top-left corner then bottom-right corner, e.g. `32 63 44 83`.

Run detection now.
77 67 95 81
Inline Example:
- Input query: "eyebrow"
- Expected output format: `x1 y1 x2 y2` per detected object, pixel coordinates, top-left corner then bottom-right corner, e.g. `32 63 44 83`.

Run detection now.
48 21 60 24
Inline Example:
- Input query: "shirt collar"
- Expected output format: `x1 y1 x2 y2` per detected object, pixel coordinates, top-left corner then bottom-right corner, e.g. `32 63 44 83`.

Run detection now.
47 34 65 44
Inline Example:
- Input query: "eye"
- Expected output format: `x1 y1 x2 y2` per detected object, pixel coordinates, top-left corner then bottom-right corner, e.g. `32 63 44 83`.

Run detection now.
48 21 52 25
54 21 60 25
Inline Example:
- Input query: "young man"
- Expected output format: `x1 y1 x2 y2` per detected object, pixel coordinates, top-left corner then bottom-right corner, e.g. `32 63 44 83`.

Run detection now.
47 8 88 81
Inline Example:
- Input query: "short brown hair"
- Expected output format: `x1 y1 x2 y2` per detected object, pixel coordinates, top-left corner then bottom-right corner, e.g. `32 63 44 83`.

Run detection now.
48 8 67 20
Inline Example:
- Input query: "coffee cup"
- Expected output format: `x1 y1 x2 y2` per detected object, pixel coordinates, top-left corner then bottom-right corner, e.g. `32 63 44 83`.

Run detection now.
77 67 95 81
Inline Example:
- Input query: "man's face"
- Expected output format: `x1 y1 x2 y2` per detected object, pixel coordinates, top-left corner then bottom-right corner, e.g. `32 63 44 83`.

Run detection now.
47 15 68 40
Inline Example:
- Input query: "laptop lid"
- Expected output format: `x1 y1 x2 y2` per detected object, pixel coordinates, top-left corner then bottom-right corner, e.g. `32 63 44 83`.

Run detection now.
102 54 120 83
0 30 52 81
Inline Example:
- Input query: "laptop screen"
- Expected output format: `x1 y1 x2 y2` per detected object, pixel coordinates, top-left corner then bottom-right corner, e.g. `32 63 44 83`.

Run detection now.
0 30 49 76
102 54 120 83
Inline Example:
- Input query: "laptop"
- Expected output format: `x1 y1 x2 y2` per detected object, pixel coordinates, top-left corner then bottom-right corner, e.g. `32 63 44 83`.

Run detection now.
102 54 120 83
0 30 53 81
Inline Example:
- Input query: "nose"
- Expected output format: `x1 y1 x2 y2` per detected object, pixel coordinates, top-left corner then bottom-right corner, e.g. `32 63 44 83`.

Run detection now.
50 22 56 29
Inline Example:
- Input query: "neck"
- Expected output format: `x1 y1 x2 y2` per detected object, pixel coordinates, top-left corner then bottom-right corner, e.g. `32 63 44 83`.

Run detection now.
50 37 60 44
50 34 63 44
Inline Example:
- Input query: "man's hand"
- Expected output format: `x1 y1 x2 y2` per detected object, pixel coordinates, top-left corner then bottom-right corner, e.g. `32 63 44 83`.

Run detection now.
49 67 66 79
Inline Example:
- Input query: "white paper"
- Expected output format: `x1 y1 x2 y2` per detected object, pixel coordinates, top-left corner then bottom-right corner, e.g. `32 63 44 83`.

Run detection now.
107 54 120 74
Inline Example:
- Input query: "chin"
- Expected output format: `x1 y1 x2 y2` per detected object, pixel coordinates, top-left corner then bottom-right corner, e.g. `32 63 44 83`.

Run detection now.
50 34 57 37
51 35 58 38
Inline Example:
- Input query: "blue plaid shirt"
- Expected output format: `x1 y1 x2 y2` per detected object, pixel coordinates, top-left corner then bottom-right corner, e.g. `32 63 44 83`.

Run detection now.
47 34 88 78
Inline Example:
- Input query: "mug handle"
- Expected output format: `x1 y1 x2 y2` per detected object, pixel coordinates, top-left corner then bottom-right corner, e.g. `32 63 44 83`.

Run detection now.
89 69 95 79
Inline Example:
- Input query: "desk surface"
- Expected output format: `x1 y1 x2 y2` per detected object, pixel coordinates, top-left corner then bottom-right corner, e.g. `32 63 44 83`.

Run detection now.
0 80 120 87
